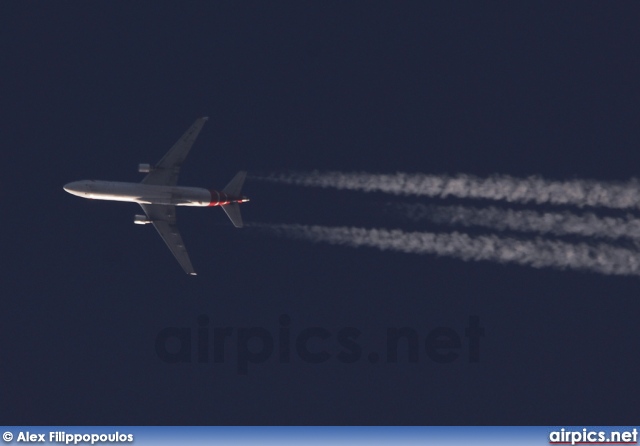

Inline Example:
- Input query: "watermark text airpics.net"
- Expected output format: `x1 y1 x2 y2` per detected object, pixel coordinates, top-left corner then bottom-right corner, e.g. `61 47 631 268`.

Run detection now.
549 428 638 445
155 315 484 374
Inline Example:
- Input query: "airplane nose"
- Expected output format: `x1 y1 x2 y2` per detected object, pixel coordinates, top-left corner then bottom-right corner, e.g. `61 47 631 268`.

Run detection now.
64 181 83 196
63 182 76 193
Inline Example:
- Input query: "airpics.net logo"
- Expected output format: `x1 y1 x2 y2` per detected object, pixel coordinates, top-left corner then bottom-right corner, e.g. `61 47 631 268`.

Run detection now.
549 428 638 445
155 314 484 374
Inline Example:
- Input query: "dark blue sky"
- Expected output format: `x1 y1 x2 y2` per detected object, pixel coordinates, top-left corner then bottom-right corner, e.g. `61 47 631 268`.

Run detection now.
2 2 640 425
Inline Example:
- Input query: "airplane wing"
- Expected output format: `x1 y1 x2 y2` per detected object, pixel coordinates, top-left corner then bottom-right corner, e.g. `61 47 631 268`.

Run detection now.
139 203 196 275
142 117 209 186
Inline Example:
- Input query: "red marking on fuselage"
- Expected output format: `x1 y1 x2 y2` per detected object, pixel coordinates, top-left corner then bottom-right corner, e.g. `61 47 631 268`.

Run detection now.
208 189 233 206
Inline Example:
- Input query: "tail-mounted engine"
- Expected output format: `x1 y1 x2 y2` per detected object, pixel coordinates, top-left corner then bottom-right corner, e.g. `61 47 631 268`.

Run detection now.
134 214 152 225
138 163 152 173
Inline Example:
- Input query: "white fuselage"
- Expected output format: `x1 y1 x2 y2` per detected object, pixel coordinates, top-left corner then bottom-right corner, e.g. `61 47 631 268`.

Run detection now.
63 180 238 207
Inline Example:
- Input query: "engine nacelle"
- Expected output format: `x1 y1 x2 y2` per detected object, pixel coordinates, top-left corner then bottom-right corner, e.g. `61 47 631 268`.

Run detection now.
138 163 152 173
134 214 152 225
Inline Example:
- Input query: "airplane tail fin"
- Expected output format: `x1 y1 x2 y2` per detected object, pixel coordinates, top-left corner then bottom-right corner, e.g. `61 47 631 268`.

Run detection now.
221 203 243 228
221 171 247 228
222 171 247 197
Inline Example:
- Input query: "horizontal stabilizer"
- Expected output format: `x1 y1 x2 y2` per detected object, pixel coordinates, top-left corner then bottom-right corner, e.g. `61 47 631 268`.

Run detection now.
223 171 247 197
221 203 243 228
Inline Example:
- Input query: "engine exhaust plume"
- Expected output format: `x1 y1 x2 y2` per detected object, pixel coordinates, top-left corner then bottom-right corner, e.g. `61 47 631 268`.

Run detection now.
394 203 640 241
250 223 640 277
256 171 640 210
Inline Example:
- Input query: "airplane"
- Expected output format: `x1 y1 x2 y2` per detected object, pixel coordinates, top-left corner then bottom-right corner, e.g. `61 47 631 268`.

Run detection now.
63 117 249 275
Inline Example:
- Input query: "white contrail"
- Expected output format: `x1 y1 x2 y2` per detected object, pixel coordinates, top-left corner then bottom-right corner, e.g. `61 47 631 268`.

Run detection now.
256 171 640 209
251 223 640 276
394 203 640 241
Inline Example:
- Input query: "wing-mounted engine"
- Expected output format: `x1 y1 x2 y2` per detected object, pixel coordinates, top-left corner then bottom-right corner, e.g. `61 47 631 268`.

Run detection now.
138 163 152 173
134 214 152 225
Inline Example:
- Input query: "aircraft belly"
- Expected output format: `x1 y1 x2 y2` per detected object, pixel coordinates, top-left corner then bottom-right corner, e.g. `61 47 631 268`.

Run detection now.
170 187 211 206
